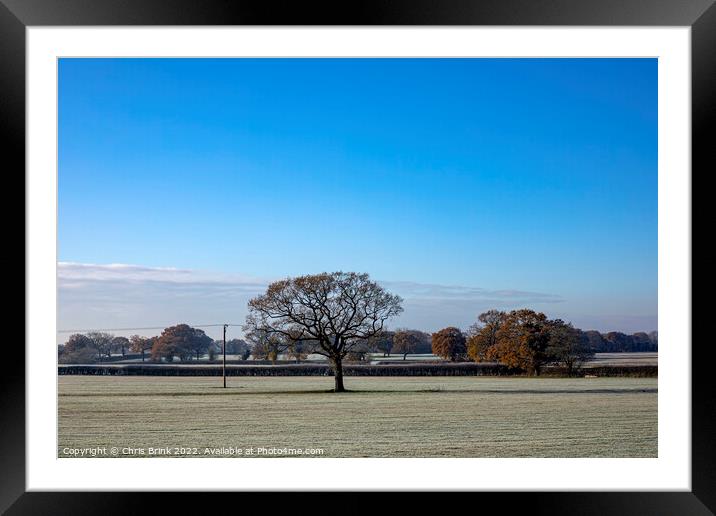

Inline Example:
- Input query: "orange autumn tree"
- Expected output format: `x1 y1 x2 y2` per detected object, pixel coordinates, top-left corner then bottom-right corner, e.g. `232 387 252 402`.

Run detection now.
466 309 507 362
431 327 467 362
151 324 212 362
129 335 156 362
488 309 551 375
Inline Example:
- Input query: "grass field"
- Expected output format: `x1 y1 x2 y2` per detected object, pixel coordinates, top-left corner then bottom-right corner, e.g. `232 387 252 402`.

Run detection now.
108 352 658 366
58 376 657 458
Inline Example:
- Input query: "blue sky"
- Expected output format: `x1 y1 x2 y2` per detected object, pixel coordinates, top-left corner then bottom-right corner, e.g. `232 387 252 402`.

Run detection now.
58 58 657 339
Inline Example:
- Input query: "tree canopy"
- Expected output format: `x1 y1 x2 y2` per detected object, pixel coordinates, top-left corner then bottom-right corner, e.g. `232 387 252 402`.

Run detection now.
393 330 421 360
467 309 597 375
245 327 290 363
431 327 467 362
546 319 594 374
467 310 506 363
245 271 403 391
130 335 156 362
151 324 213 362
85 332 115 360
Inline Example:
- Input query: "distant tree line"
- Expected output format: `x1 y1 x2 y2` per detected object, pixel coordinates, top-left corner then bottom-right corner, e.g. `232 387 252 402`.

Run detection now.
59 325 214 364
59 318 655 372
425 309 657 376
58 312 655 378
581 330 657 353
59 332 131 364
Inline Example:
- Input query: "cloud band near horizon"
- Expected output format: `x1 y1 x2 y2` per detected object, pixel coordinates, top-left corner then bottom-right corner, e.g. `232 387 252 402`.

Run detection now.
57 262 655 342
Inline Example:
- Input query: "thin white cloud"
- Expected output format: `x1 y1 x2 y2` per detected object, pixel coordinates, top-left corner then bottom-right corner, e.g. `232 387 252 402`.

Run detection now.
58 263 562 303
380 280 563 303
56 262 576 341
58 261 266 288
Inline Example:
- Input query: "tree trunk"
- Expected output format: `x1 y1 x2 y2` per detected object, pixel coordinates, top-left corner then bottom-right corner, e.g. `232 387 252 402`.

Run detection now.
332 357 345 392
141 350 145 362
403 353 407 360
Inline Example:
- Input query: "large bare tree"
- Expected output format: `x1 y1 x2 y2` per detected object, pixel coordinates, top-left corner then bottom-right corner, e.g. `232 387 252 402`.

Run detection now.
245 272 403 392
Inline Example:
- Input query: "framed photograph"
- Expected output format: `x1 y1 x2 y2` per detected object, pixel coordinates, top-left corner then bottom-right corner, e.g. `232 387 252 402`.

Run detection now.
5 0 712 512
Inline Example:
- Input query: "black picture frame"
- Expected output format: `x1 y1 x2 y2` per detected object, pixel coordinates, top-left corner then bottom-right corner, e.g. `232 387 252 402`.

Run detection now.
3 0 712 513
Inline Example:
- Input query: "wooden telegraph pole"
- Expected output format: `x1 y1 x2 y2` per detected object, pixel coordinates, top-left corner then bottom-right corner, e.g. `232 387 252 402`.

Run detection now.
223 323 228 388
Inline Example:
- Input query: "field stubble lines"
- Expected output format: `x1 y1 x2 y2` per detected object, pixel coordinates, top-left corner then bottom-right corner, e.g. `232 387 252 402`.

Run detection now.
59 376 657 458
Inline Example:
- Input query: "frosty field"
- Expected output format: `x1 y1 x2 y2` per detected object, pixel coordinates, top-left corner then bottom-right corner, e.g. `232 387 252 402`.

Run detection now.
58 376 657 458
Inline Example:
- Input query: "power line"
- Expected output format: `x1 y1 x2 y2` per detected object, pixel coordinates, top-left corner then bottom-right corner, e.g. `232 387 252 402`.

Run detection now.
57 323 244 333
